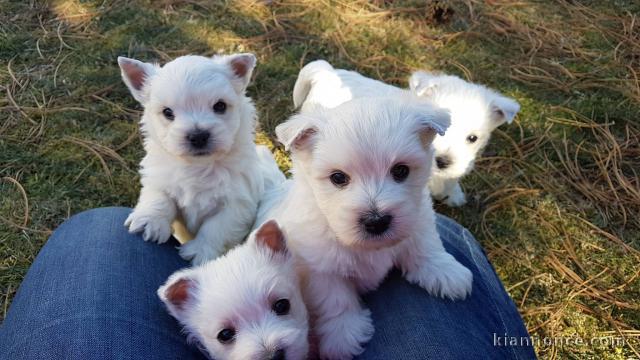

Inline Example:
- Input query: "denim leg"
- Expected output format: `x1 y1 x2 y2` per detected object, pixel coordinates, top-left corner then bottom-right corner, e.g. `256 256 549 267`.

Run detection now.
358 215 537 360
0 207 206 360
1 208 535 360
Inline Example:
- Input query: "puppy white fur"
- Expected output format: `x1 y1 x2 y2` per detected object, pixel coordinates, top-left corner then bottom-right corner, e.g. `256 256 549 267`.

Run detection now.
293 60 520 206
119 53 270 265
158 220 309 360
258 98 473 359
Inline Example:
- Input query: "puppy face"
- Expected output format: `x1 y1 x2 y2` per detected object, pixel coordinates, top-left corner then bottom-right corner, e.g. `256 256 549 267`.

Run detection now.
158 221 308 360
277 98 449 250
118 53 256 160
409 72 520 179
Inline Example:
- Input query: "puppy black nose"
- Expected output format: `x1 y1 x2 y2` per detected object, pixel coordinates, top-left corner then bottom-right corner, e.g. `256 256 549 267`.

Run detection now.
187 130 210 149
436 156 451 170
270 348 285 360
359 212 393 235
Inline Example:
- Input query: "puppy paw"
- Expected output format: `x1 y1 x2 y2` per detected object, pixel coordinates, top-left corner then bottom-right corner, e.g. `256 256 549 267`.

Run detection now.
405 253 473 300
125 211 172 243
179 237 223 265
430 191 447 201
317 308 374 359
444 188 466 207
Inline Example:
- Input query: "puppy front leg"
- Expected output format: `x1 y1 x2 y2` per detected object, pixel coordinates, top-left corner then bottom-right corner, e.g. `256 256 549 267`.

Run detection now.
443 179 466 207
428 174 447 201
399 220 473 300
429 176 466 206
178 205 252 265
125 187 175 243
307 273 374 359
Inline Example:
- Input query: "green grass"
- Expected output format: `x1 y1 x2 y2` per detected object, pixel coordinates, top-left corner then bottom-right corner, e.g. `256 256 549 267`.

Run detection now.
1 1 639 358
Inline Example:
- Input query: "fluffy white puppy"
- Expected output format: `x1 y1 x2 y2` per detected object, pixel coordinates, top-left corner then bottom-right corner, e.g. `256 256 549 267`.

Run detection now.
118 53 268 265
293 60 520 206
259 98 473 359
158 220 309 360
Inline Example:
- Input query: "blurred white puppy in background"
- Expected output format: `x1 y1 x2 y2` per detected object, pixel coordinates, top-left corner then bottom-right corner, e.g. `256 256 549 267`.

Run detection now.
158 220 309 360
293 60 520 206
118 52 273 265
259 98 473 359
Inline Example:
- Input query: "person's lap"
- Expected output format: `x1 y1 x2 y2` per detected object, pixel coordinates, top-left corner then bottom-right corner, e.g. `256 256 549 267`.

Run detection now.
0 207 535 359
0 207 203 360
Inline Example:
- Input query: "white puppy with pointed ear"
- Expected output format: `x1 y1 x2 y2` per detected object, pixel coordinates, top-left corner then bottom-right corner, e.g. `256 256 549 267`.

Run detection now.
259 97 472 359
409 71 519 206
158 220 309 360
293 60 520 206
118 53 272 265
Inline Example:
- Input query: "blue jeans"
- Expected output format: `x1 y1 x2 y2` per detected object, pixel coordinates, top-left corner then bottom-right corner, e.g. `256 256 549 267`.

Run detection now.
0 207 536 359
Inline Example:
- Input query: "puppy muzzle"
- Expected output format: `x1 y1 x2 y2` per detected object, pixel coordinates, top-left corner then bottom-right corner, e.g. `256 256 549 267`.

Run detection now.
358 210 393 236
269 348 286 360
435 155 452 170
186 129 214 156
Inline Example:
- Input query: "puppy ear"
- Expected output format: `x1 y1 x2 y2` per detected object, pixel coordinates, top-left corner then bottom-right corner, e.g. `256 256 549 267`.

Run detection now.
254 219 287 254
117 56 157 103
158 270 197 320
413 106 451 147
490 95 520 125
217 53 257 93
275 113 319 151
409 71 439 97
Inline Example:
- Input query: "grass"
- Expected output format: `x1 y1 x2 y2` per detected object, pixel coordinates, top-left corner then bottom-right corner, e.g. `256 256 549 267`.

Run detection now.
1 0 639 358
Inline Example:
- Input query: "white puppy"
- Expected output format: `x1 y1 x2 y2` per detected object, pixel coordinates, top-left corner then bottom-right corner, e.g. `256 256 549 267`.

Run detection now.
293 60 520 206
118 53 268 265
259 98 473 359
158 220 309 360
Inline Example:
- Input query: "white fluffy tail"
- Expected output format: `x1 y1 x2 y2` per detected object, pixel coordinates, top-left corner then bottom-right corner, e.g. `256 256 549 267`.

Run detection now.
256 145 286 191
253 145 290 230
292 60 335 109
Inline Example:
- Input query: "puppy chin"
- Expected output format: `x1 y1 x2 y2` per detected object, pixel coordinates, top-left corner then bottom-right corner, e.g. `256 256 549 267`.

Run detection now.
355 233 405 250
170 143 226 162
335 226 406 251
188 147 216 158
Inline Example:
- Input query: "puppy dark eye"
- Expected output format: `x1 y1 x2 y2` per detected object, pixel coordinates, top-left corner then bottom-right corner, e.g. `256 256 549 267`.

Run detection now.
213 101 227 114
217 328 235 344
272 299 290 315
329 171 350 188
162 107 175 121
390 164 410 182
467 135 478 143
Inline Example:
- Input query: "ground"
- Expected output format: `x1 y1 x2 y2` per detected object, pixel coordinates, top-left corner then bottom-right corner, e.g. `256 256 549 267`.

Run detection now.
1 1 639 358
